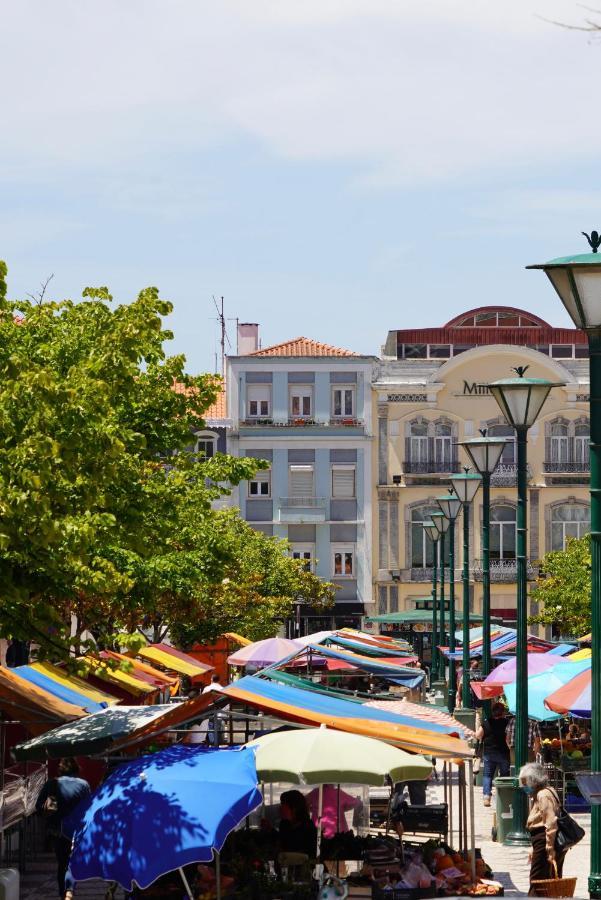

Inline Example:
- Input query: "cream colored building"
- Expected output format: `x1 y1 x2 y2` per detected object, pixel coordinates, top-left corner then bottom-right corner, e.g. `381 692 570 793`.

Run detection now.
371 305 590 633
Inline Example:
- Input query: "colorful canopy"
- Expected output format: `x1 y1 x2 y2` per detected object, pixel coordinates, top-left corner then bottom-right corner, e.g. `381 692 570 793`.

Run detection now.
68 746 262 892
223 632 252 647
227 637 302 668
0 666 86 734
81 658 157 697
30 662 119 707
137 643 213 680
304 643 425 688
546 668 591 718
13 665 108 714
249 725 432 786
472 654 570 700
223 675 472 758
101 651 179 692
569 648 592 662
366 699 475 738
325 634 413 658
545 644 577 656
503 659 591 722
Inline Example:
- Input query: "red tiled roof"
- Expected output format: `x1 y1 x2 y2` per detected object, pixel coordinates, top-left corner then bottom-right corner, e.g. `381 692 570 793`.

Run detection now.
173 382 227 420
250 336 359 358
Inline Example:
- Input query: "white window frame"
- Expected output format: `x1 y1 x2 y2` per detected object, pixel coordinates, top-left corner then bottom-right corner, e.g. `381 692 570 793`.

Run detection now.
247 385 271 419
409 421 429 464
290 542 315 572
331 385 356 419
332 544 355 578
289 385 313 419
550 422 569 464
331 464 356 499
289 464 315 498
248 470 271 498
551 504 590 551
195 431 217 458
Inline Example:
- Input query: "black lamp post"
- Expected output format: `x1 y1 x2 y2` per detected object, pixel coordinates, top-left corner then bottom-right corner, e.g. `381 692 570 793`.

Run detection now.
486 367 562 845
423 519 440 683
527 235 601 895
436 490 463 713
449 469 482 721
459 431 509 691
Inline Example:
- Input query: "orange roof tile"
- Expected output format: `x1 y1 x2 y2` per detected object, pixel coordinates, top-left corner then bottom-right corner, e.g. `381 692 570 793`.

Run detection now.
172 382 227 420
250 336 359 358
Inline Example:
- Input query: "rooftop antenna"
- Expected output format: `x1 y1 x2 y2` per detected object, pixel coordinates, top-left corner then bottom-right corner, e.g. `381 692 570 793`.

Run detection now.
212 295 232 381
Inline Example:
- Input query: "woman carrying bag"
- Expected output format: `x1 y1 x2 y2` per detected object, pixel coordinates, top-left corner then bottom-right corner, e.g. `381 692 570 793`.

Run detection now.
519 763 574 896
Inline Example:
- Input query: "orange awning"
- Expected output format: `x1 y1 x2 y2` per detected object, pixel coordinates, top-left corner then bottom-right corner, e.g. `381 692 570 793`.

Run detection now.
0 667 86 735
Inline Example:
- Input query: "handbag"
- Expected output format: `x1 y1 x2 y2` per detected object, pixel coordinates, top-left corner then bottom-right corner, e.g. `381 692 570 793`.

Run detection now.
42 795 58 816
472 740 482 775
549 788 585 853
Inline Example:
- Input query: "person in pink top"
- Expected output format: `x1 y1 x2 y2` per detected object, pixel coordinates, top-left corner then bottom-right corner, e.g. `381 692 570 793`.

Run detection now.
306 785 362 838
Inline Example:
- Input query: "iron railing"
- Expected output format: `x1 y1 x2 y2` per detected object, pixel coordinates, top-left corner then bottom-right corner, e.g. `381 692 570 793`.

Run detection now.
472 558 538 582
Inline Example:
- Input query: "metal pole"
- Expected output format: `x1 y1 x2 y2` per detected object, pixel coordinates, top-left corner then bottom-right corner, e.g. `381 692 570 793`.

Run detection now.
507 426 529 845
482 472 492 719
448 520 456 712
462 502 472 708
439 532 446 682
431 539 438 683
589 330 601 898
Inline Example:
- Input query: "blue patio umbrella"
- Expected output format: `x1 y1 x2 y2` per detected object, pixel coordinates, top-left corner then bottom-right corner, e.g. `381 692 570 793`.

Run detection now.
67 745 261 897
504 658 591 722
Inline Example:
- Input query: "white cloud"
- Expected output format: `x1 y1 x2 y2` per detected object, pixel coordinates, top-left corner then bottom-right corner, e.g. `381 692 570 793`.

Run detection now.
1 0 599 188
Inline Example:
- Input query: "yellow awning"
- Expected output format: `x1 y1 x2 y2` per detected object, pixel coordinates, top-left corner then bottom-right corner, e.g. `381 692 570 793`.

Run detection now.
31 662 119 706
569 647 592 661
81 658 156 695
137 646 211 678
579 633 592 643
224 632 252 647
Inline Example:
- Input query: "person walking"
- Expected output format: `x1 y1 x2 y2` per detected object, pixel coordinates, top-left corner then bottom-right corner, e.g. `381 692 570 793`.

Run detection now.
519 762 566 895
475 701 510 807
36 757 91 900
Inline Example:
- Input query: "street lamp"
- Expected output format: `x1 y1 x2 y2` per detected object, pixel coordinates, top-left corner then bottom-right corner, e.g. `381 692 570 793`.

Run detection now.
430 511 451 691
423 519 440 683
435 491 463 712
486 366 562 846
459 431 509 687
449 469 482 721
528 235 601 896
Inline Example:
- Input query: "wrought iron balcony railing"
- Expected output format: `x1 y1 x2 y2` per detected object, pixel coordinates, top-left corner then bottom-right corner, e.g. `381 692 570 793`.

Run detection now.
404 460 461 474
543 460 590 474
472 558 538 582
490 463 533 487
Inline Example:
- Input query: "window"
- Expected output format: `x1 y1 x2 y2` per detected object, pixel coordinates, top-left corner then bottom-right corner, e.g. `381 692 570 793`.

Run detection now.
403 344 427 358
428 345 451 358
410 506 436 568
409 421 429 464
332 465 356 498
490 505 516 560
550 421 569 464
289 385 313 418
247 385 271 418
289 465 314 497
551 345 573 359
195 434 216 458
575 422 590 465
434 422 453 467
248 470 271 498
291 543 314 572
332 545 354 577
488 423 515 465
332 386 355 418
551 504 590 551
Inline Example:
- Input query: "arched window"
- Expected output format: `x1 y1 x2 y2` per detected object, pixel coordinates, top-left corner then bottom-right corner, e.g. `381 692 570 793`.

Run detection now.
410 506 436 569
490 505 516 560
488 423 515 465
409 420 429 465
434 422 453 467
575 421 590 466
551 504 590 551
549 421 569 464
195 432 217 458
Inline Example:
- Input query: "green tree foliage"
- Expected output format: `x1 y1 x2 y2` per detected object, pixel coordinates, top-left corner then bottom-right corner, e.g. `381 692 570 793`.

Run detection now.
529 534 591 637
0 262 334 655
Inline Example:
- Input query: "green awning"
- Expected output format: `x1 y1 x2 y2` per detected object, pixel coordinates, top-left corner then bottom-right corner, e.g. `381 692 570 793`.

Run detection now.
367 610 487 625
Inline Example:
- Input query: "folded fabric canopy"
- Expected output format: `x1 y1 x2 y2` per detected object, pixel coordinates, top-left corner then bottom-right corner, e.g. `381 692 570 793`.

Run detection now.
303 643 425 688
0 666 86 735
101 651 179 692
545 668 592 718
503 658 591 722
471 654 571 701
224 676 470 758
137 643 213 680
81 657 157 697
30 662 119 707
13 665 109 714
325 634 414 658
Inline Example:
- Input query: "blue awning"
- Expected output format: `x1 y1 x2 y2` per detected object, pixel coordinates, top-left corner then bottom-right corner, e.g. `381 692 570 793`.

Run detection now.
306 644 425 689
13 666 106 714
326 635 412 658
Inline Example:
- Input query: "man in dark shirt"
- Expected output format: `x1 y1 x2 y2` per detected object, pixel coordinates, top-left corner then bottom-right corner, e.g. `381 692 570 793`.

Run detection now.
36 758 90 899
475 702 510 807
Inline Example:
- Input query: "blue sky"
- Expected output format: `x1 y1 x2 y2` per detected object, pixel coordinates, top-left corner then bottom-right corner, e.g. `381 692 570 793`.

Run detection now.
2 1 601 370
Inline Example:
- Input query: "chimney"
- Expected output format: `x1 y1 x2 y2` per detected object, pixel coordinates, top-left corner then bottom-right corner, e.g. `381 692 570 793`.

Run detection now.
237 322 259 355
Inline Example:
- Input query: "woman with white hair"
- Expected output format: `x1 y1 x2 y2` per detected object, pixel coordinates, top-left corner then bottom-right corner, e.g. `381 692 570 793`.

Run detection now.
519 762 565 895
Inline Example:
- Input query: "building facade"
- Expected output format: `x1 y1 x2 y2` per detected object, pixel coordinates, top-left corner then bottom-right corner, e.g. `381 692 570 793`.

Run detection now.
227 327 375 631
372 306 590 631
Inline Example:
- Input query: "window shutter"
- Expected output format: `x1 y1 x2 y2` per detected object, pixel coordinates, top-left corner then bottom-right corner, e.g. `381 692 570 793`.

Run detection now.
289 465 314 496
332 466 355 498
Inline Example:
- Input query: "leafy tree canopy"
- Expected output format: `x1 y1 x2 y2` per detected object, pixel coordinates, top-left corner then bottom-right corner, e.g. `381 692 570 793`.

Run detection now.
529 534 591 638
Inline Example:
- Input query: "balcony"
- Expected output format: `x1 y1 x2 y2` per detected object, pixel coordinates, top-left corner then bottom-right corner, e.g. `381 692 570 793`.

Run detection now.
544 460 590 475
403 459 461 475
490 463 533 487
278 496 327 524
472 558 538 582
237 418 366 436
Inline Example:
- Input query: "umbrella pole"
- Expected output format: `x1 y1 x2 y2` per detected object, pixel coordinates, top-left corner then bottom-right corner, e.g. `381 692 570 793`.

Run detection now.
316 782 324 882
448 763 453 850
179 867 194 900
216 851 222 900
467 759 476 883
